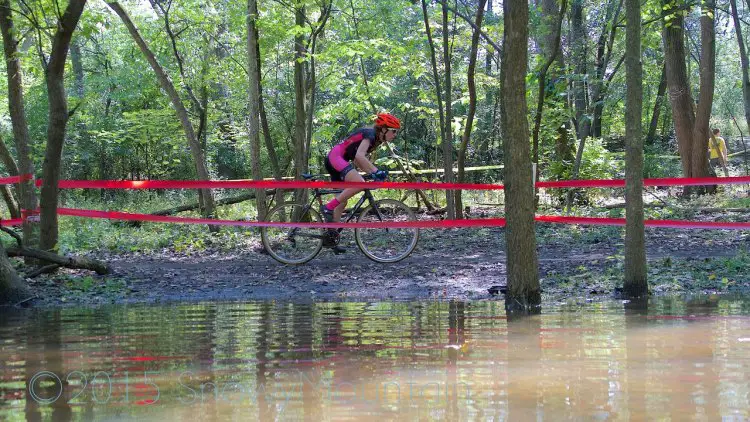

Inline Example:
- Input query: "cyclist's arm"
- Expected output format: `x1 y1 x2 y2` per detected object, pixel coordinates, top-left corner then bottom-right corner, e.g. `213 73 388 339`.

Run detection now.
354 139 378 173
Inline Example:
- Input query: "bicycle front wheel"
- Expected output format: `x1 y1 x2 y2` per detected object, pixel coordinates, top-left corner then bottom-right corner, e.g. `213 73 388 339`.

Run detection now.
261 202 323 265
355 199 419 263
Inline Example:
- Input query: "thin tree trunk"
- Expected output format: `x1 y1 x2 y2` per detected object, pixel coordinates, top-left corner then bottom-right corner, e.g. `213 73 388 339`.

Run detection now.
0 0 39 249
0 134 20 218
442 0 455 219
455 0 487 219
502 0 540 313
293 4 306 182
690 0 716 185
647 63 667 145
247 0 267 220
530 0 567 165
624 0 647 297
39 0 87 252
421 0 447 180
105 2 216 218
730 0 750 144
253 24 284 207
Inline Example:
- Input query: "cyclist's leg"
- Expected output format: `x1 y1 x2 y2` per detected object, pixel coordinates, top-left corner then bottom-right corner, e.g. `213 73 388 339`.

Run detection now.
332 169 365 221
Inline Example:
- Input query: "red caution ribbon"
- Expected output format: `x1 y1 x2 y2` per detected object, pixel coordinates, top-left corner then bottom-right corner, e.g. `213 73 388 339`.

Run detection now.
55 207 750 230
26 175 750 190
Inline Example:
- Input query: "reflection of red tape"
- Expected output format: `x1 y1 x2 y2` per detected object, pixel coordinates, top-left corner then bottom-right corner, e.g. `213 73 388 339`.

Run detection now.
56 208 750 230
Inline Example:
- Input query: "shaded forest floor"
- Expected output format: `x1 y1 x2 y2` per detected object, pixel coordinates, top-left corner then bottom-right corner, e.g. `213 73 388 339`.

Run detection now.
18 218 750 308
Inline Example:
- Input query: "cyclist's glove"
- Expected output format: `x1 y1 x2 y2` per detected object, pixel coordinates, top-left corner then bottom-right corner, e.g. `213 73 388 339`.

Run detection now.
371 169 388 182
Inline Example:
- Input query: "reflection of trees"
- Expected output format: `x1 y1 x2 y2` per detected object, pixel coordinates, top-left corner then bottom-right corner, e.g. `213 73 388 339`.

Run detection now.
446 301 465 420
256 302 275 421
24 310 72 421
624 298 649 420
683 297 720 419
294 303 320 421
506 313 542 420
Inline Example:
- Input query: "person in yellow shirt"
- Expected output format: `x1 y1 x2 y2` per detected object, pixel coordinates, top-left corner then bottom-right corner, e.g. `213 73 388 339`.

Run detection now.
708 128 728 175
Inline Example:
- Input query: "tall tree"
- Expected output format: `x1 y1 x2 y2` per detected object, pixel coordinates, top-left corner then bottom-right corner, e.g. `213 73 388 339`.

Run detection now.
105 2 217 220
0 0 39 249
441 0 455 219
624 0 647 296
293 2 307 183
729 0 750 141
647 64 667 144
247 0 267 220
662 0 716 191
421 0 448 210
39 0 87 252
502 0 540 312
455 0 487 219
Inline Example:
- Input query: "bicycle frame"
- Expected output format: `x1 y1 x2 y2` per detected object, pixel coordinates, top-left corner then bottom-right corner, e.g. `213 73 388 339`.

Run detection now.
280 187 383 242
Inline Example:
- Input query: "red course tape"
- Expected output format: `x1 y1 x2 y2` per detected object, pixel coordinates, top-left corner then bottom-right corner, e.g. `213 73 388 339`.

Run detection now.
32 175 750 190
55 208 750 230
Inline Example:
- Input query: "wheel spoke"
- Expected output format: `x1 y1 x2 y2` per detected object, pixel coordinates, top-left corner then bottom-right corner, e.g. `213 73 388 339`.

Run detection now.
355 199 418 263
261 203 323 264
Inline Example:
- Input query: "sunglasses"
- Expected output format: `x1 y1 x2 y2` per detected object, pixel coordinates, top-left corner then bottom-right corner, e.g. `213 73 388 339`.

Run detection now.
387 128 399 134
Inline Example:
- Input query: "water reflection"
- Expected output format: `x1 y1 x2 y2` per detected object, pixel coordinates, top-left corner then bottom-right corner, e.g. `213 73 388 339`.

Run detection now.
1 297 749 420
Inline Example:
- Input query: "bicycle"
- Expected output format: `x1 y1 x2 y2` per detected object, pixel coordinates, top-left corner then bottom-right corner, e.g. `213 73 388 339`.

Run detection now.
260 173 419 265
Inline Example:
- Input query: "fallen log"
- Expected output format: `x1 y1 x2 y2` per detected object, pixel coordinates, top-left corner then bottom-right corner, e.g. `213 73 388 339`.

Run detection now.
151 189 277 216
5 247 109 275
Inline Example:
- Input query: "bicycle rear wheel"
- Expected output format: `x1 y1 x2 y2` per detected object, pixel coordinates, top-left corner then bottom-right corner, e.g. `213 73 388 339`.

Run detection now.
355 199 419 263
261 202 323 265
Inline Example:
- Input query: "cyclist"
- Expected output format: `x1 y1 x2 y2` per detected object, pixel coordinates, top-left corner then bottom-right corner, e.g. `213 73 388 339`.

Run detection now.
320 113 401 251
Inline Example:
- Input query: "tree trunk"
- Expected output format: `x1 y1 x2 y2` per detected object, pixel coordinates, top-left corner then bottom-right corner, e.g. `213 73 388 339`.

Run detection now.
0 242 30 304
730 0 750 143
502 0 540 312
0 134 20 218
690 0 716 183
530 0 567 166
624 0 647 297
590 0 622 139
647 64 667 145
421 0 448 187
0 0 39 249
293 3 307 206
105 2 216 218
247 0 267 220
254 25 282 182
455 0 486 219
663 3 697 178
441 0 456 219
662 0 715 193
39 0 87 252
70 39 85 98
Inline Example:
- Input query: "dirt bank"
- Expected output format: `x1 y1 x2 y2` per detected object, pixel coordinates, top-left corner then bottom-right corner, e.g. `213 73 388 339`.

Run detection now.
17 225 750 308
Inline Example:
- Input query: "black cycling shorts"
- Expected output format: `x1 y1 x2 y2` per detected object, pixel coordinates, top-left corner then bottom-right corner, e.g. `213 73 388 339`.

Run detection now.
324 156 354 181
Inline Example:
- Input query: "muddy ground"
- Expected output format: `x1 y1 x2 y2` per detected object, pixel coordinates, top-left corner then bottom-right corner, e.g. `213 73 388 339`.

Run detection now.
18 223 750 308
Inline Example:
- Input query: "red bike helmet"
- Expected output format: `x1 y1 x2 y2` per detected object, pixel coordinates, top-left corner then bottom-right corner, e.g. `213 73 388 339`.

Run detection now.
374 113 401 129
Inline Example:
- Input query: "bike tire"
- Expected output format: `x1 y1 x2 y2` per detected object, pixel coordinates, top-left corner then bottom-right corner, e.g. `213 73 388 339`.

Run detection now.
261 202 323 265
355 198 419 263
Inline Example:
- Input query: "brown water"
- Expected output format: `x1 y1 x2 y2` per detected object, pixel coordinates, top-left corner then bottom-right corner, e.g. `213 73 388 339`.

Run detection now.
1 297 749 421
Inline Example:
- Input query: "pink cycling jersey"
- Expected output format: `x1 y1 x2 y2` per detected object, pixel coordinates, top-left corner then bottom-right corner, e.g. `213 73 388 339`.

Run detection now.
327 128 378 171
